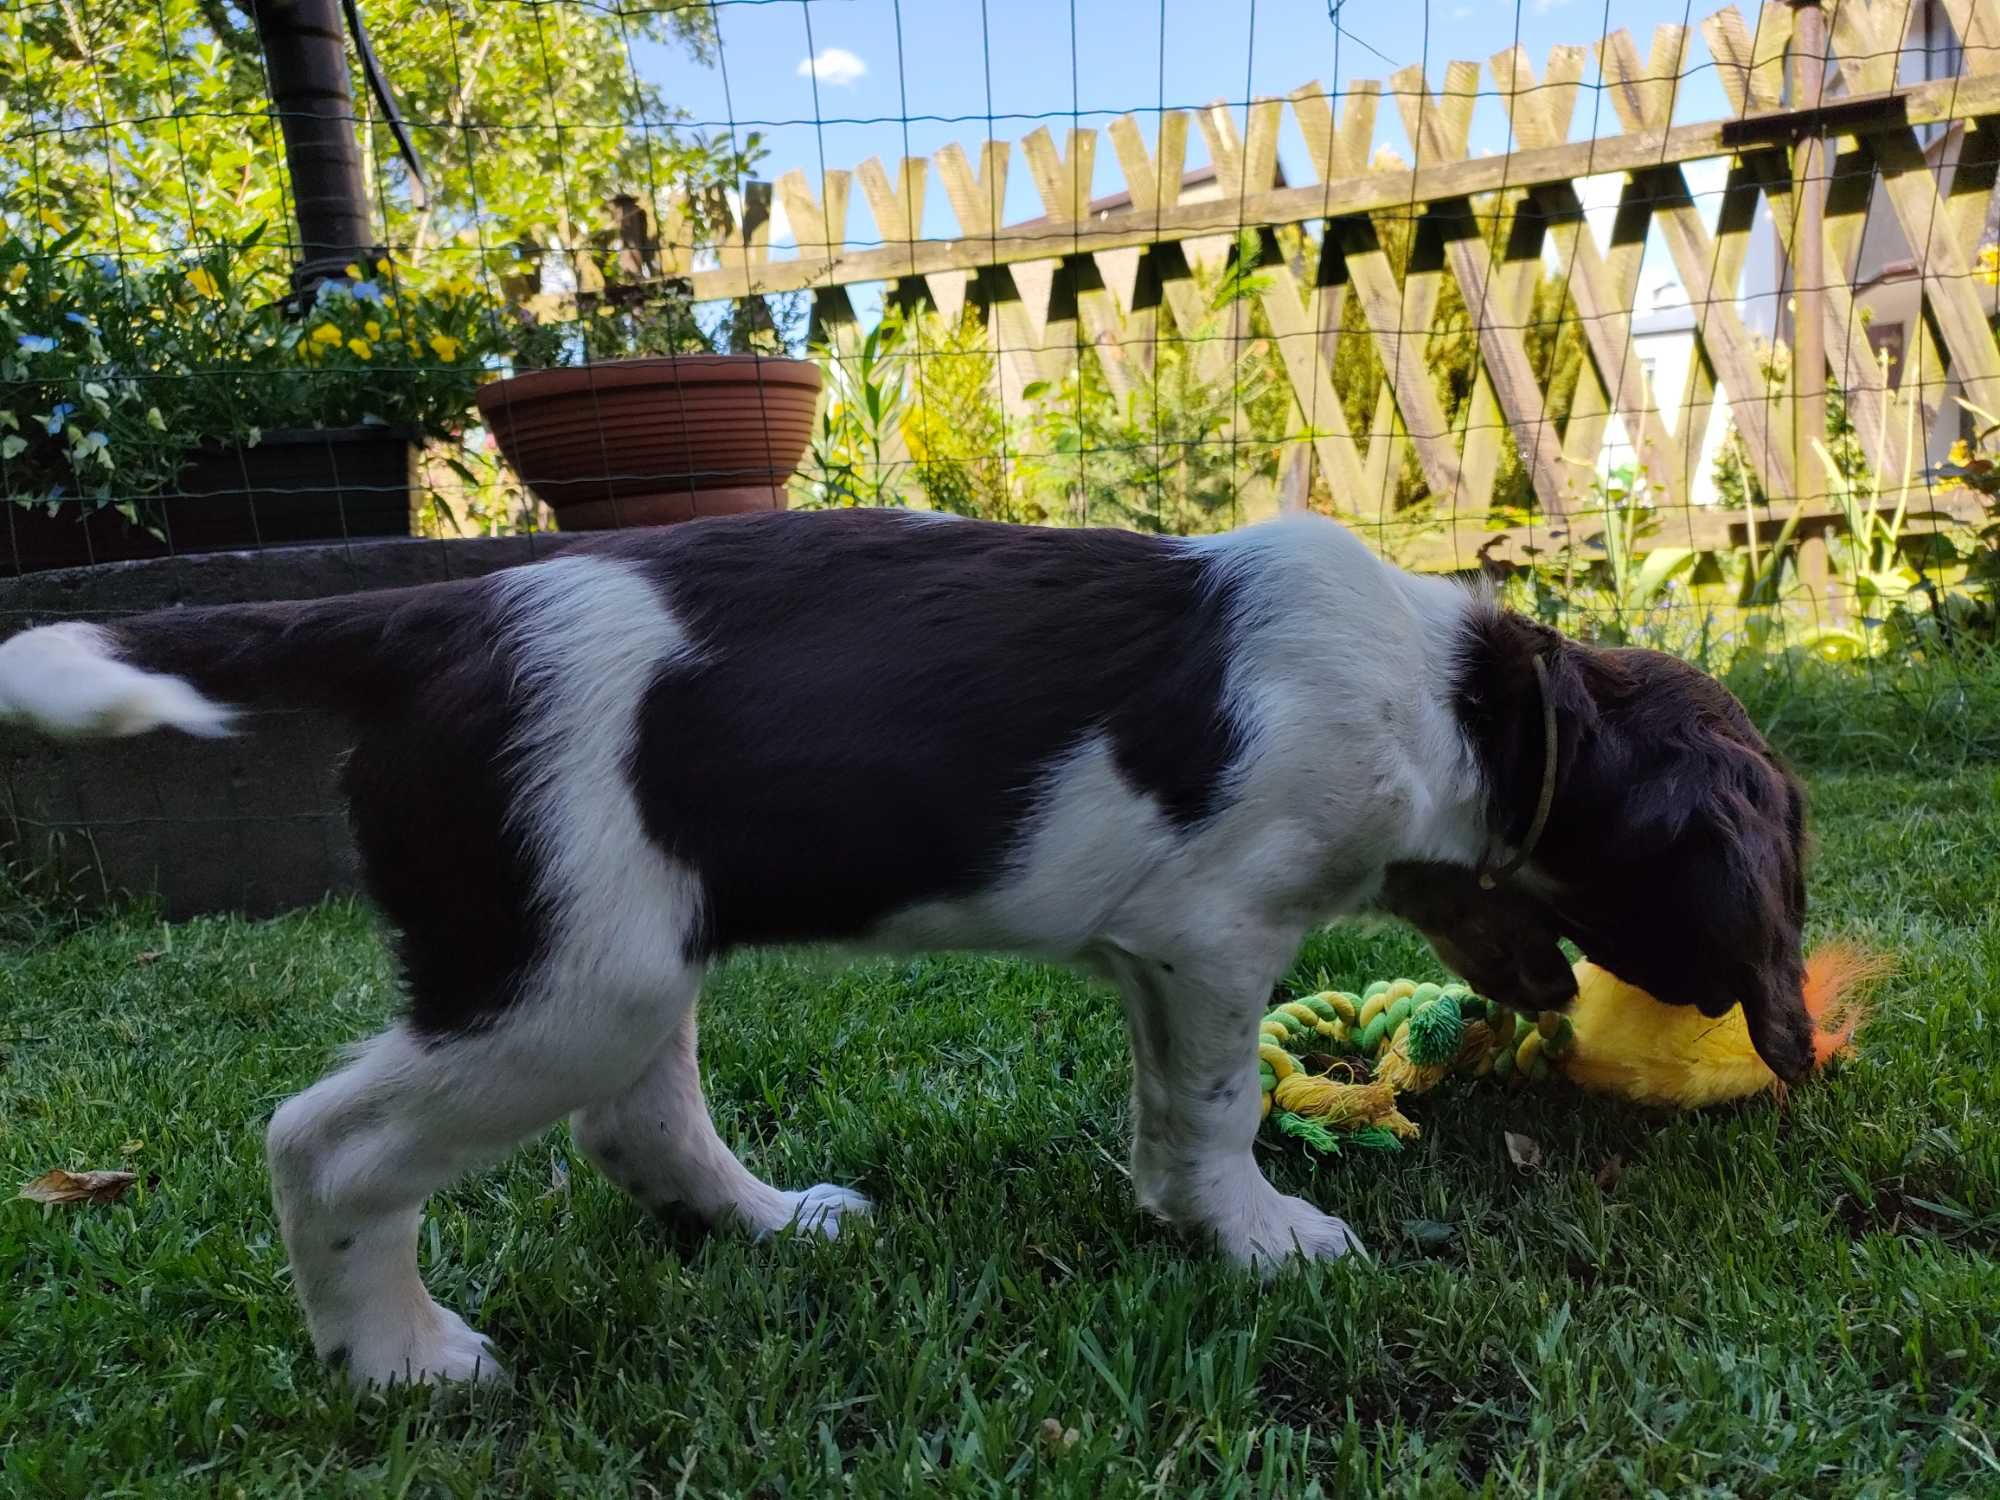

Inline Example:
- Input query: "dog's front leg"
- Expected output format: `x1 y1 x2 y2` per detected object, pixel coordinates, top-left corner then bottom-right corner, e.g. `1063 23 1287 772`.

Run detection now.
1104 948 1366 1268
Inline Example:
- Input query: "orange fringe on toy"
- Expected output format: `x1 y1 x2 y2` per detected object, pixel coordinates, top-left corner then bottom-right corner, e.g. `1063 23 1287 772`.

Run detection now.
1799 940 1892 1069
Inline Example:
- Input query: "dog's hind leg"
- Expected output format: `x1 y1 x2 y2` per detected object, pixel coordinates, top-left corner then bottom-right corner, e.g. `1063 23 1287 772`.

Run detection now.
266 978 685 1387
570 999 869 1239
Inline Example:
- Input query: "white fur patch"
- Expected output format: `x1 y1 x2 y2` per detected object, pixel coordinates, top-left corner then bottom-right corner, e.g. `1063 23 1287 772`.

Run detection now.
489 556 708 1019
0 622 232 739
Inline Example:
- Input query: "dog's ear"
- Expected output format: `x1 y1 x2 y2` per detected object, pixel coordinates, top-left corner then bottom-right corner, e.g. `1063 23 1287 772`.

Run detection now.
1726 772 1813 1081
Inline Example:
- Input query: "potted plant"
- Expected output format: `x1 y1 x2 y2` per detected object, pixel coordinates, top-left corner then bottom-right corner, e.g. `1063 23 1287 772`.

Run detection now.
475 264 819 531
0 233 496 573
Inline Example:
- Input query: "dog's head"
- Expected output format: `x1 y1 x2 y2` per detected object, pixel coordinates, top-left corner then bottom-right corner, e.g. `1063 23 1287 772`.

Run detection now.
1450 612 1813 1080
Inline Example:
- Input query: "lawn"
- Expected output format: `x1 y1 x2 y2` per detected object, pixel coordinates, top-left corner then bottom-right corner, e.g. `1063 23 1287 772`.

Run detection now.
3 759 1998 1496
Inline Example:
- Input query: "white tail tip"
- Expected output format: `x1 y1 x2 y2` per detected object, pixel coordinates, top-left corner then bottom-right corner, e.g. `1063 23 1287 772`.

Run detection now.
0 622 233 739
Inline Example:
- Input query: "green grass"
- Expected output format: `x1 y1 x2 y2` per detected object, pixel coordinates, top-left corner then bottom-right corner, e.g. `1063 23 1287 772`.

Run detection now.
3 764 1998 1497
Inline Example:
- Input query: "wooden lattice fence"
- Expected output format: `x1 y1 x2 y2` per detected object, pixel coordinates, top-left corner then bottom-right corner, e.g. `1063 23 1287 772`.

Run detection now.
637 0 1998 571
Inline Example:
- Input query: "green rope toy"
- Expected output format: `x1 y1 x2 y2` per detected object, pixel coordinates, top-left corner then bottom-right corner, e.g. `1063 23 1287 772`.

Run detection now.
1258 978 1575 1154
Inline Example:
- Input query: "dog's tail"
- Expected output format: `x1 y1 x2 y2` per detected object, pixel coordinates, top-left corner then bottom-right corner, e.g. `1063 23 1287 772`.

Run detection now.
0 582 481 741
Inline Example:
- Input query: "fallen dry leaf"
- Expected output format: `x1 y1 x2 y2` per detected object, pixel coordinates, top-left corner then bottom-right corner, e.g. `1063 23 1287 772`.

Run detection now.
19 1167 139 1205
1594 1153 1626 1193
134 950 162 966
1504 1131 1544 1172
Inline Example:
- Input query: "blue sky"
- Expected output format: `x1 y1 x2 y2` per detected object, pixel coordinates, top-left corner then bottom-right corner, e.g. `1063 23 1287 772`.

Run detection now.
638 0 1742 255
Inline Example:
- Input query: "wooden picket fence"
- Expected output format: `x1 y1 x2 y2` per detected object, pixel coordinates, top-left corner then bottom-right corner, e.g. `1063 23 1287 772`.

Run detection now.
641 1 1998 572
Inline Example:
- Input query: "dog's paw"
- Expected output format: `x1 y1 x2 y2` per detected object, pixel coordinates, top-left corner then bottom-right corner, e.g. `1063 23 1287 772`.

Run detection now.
763 1182 871 1241
1216 1189 1367 1272
327 1301 508 1388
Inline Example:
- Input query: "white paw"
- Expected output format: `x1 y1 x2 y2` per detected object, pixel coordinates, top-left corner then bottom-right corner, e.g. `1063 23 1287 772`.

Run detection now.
1216 1190 1367 1272
765 1182 871 1241
329 1301 508 1388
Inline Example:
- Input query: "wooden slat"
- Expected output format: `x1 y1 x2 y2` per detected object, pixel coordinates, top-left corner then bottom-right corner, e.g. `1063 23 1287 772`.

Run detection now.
684 67 2000 300
1939 0 2000 66
1503 43 1684 503
1452 192 1537 515
1361 381 1407 515
1192 99 1371 508
1747 145 1910 485
1255 245 1372 511
1332 216 1466 502
1290 79 1379 183
1859 125 2000 436
1699 3 1792 115
711 180 773 270
1106 111 1225 378
1829 0 2000 441
776 168 851 259
1434 203 1572 516
1393 60 1570 517
1193 102 1277 371
933 140 1065 388
1557 348 1613 512
1020 126 1133 397
1942 115 2000 259
1874 109 2000 454
1600 26 1797 501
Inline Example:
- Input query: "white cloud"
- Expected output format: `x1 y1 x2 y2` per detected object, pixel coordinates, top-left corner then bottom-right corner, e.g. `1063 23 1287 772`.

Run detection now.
1532 0 1572 12
797 48 867 88
1452 4 1473 15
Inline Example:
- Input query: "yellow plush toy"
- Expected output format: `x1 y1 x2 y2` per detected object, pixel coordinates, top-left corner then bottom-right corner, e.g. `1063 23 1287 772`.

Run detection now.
1258 944 1884 1153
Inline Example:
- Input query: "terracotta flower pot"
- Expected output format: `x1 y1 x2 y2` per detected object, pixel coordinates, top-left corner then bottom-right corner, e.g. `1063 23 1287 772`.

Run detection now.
474 354 821 530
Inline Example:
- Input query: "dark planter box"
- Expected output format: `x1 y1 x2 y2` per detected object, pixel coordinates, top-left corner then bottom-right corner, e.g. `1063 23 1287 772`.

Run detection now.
2 425 418 575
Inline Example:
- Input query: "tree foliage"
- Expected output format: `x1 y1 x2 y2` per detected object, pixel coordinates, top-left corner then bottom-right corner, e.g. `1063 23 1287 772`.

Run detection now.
0 0 748 291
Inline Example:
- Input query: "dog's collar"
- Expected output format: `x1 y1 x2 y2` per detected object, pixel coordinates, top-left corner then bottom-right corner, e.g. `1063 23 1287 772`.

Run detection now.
1478 653 1557 891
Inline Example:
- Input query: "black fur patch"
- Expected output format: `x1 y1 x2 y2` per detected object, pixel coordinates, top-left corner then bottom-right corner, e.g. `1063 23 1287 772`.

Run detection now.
97 512 1248 1031
620 511 1247 955
110 580 547 1039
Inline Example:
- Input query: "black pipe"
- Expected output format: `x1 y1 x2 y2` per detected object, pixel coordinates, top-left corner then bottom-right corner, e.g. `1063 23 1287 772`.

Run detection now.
248 0 378 294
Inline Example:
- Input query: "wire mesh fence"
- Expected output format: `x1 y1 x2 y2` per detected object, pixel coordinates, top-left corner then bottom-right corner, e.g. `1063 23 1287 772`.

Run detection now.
2 0 1998 912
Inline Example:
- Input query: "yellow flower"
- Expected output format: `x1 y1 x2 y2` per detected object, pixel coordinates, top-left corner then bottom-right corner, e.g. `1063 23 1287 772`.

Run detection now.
428 333 461 362
1980 244 2000 289
375 258 394 277
4 264 26 291
347 337 373 360
344 263 364 282
186 266 221 300
311 322 342 346
364 319 381 340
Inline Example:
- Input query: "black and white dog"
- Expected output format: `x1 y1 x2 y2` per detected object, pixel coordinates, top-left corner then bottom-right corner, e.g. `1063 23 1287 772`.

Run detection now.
0 508 1811 1385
